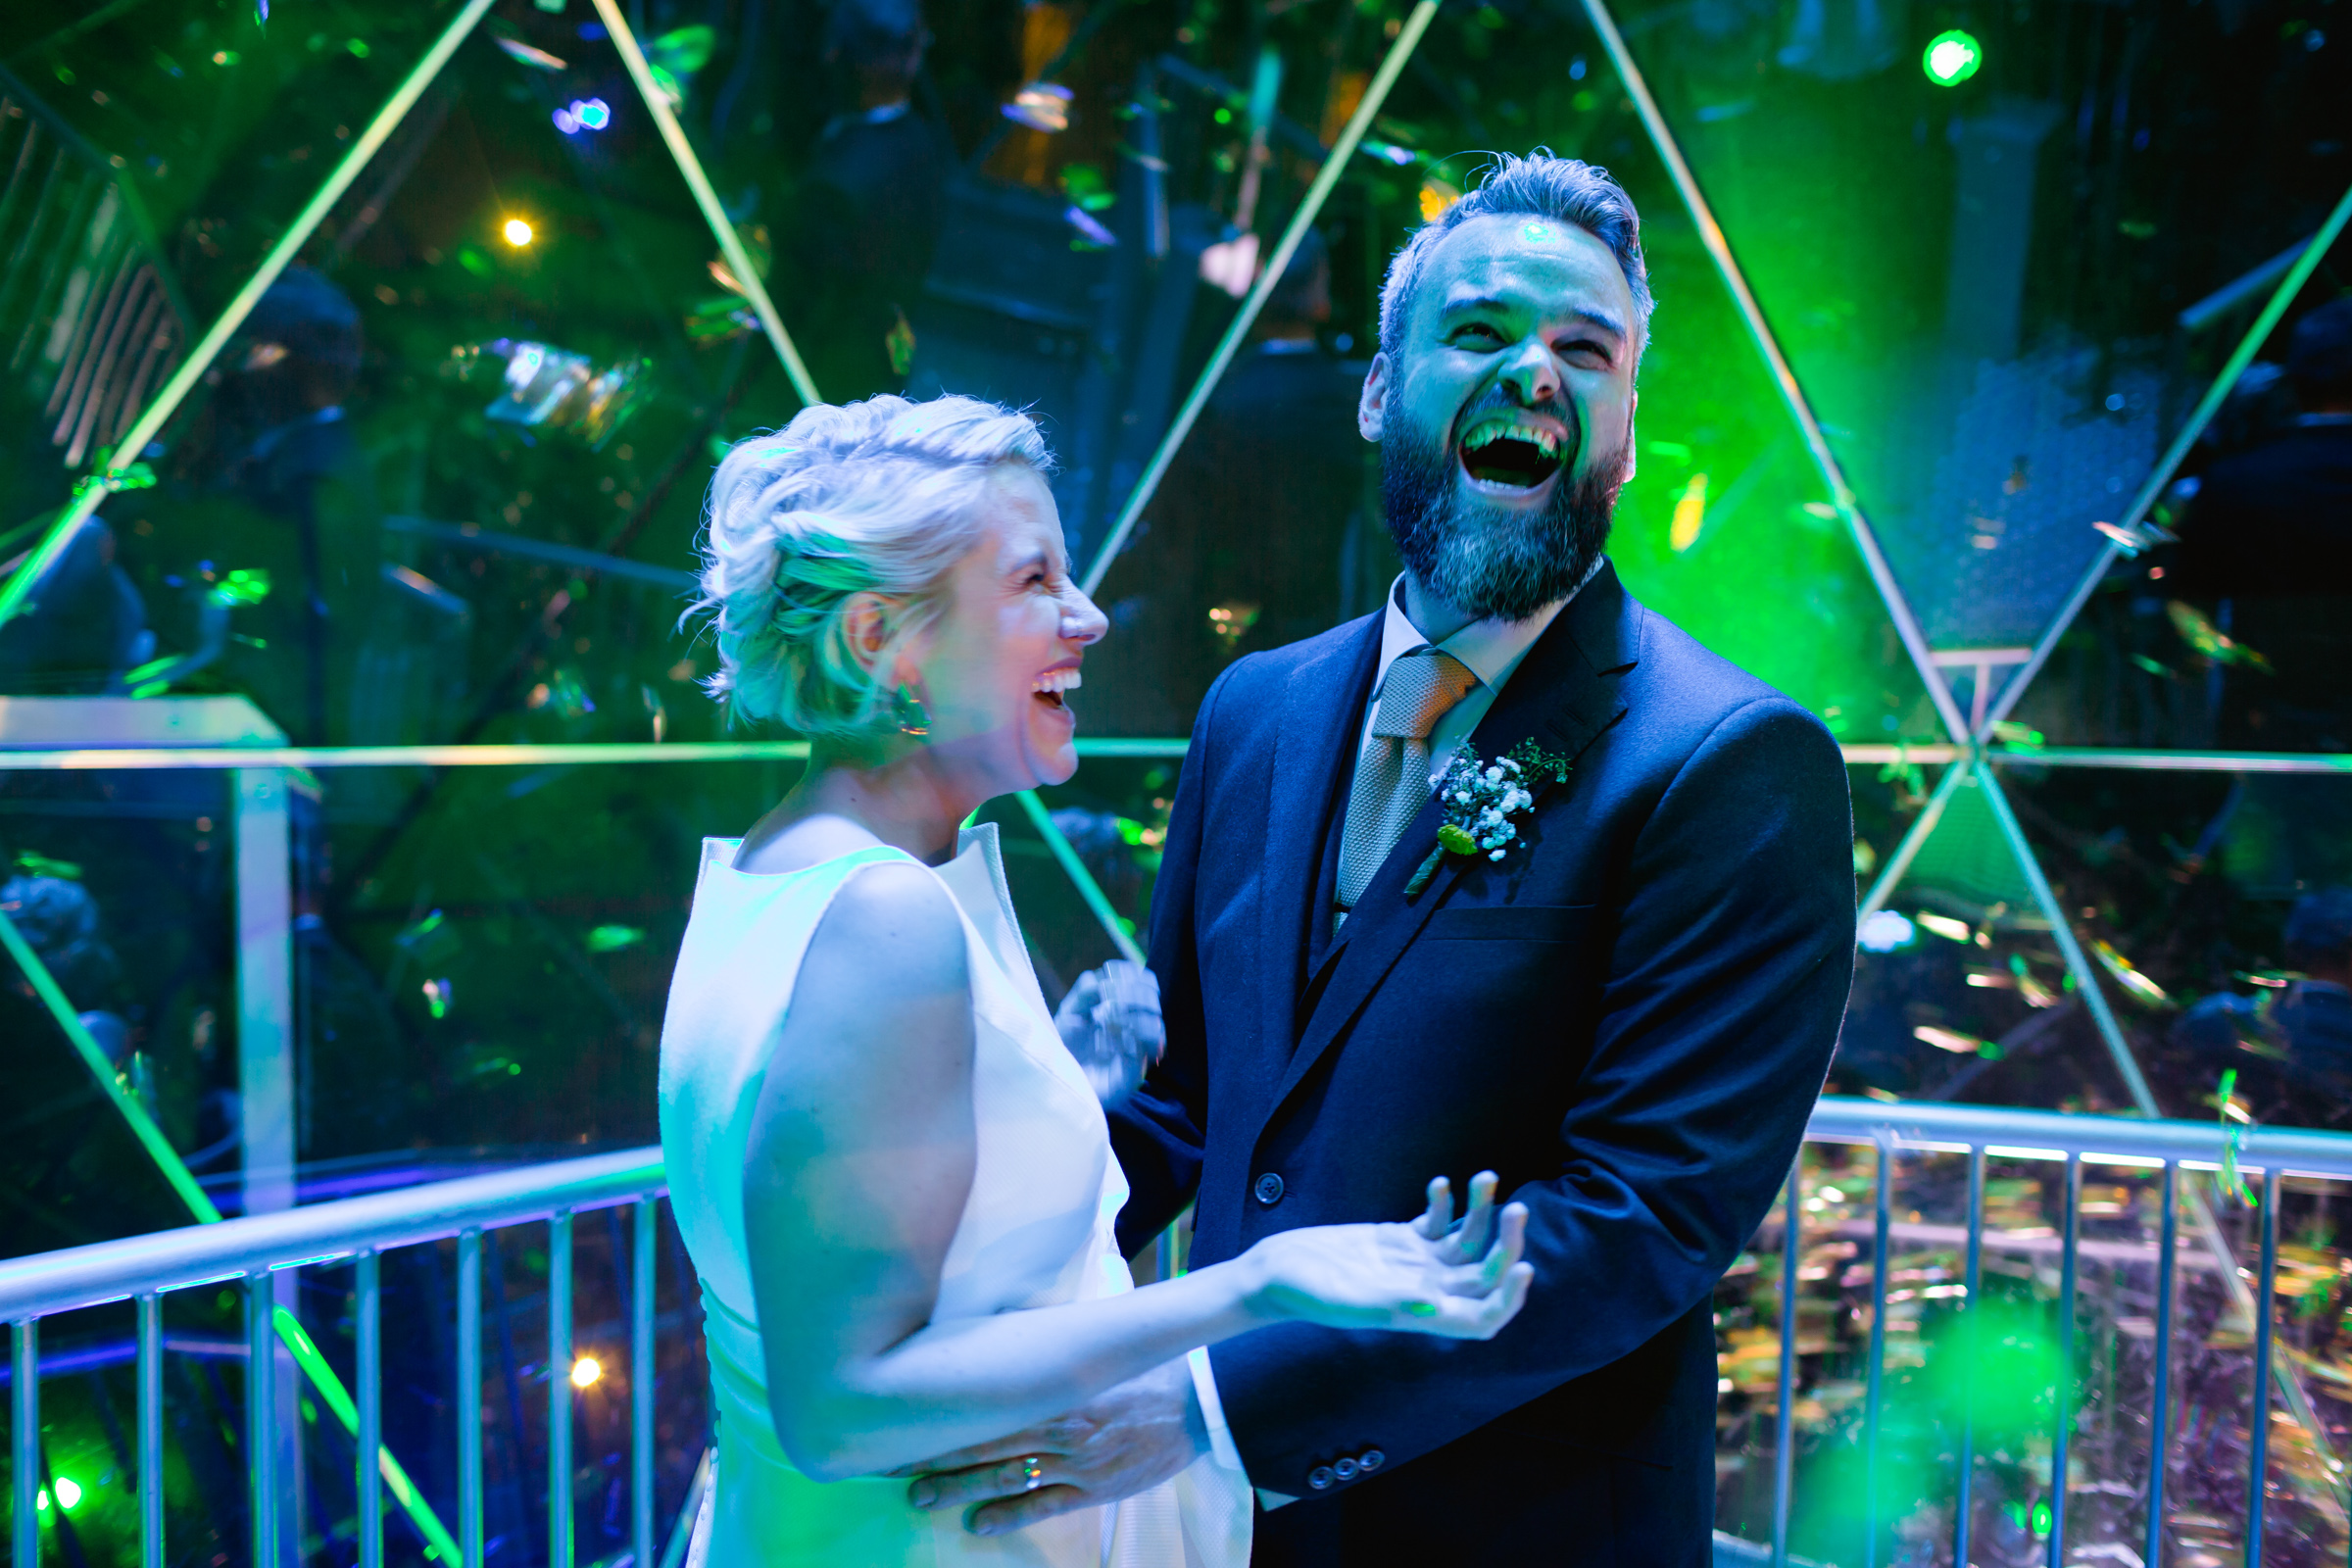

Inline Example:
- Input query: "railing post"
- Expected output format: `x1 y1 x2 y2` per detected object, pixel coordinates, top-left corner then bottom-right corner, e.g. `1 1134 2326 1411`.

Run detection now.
2248 1169 2280 1568
356 1252 381 1568
458 1229 483 1568
12 1319 36 1568
2048 1157 2081 1568
2146 1164 2177 1568
632 1200 656 1568
549 1213 574 1568
1954 1147 1984 1568
137 1294 163 1568
1773 1152 1801 1568
1864 1132 1891 1568
246 1273 276 1568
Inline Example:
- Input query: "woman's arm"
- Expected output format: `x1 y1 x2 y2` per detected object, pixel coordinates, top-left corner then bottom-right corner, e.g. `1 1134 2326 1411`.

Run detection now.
743 864 1528 1483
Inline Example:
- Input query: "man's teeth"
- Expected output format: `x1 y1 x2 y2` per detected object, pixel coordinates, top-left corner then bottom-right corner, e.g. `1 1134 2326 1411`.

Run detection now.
1460 419 1562 458
1032 669 1082 696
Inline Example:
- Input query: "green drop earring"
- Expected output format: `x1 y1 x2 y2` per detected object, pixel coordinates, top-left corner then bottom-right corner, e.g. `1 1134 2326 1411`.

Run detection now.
891 682 931 738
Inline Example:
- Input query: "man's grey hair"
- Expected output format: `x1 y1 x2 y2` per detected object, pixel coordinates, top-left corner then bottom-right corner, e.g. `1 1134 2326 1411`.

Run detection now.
1377 151 1653 366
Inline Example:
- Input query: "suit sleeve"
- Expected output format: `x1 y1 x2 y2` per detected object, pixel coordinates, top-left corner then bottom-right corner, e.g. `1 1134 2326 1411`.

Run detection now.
1107 663 1237 1258
1206 697 1855 1485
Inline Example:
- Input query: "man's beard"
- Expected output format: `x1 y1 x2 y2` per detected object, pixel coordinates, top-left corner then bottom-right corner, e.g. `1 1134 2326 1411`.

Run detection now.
1381 403 1625 623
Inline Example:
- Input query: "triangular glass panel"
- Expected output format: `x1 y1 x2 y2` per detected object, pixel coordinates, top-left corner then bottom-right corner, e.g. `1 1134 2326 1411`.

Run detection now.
1600 0 2348 720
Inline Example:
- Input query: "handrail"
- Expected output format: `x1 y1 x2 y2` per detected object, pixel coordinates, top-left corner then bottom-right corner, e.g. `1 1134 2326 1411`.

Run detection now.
1808 1095 2352 1177
4 738 2349 772
0 1146 661 1322
1784 1096 2352 1568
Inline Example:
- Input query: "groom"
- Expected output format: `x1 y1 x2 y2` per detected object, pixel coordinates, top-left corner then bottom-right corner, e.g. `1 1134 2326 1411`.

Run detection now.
908 154 1854 1561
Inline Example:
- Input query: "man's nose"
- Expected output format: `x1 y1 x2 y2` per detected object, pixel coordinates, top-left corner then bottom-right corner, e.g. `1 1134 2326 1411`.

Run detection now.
1497 337 1561 406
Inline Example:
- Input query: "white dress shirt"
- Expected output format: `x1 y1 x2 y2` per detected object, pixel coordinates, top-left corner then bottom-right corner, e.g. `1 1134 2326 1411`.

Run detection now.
1185 558 1605 1504
1358 558 1604 785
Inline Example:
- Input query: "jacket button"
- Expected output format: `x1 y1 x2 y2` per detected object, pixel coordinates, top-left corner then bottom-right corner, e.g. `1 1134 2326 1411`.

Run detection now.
1359 1448 1385 1472
1252 1172 1285 1205
1306 1466 1335 1491
1332 1457 1359 1482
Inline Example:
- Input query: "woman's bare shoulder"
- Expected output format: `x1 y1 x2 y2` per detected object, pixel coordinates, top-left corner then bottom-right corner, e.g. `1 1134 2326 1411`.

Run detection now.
800 858 969 1004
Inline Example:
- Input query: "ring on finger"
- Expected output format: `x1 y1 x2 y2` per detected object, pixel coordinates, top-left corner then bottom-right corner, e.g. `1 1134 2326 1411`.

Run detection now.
1019 1455 1046 1493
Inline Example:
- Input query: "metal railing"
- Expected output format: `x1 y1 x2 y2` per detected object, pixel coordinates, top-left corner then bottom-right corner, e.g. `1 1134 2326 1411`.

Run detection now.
0 1147 673 1568
12 1098 2352 1568
1748 1097 2352 1568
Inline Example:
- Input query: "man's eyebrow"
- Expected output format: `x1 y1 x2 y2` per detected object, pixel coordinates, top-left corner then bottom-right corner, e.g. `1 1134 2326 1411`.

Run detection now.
1438 295 1626 342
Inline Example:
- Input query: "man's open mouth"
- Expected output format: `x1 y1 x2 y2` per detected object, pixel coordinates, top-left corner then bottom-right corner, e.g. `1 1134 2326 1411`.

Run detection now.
1456 415 1568 490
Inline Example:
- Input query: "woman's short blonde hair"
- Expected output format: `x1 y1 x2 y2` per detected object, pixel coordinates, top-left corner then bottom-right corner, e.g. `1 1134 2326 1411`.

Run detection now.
687 394 1054 736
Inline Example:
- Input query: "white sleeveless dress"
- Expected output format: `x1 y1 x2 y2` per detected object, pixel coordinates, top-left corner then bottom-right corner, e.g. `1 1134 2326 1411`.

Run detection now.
659 824 1251 1568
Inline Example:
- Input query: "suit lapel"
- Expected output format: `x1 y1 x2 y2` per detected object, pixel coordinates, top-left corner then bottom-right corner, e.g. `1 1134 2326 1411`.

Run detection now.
1261 564 1642 1124
1255 616 1384 1088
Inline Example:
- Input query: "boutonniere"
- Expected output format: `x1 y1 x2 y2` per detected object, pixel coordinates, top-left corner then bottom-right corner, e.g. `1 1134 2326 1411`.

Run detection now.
1403 739 1576 897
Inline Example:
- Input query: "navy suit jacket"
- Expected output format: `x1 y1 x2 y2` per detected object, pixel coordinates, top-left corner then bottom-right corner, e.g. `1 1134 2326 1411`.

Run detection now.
1109 564 1854 1562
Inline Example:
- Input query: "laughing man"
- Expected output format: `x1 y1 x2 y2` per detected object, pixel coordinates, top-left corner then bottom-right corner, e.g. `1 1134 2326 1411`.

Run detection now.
907 152 1856 1566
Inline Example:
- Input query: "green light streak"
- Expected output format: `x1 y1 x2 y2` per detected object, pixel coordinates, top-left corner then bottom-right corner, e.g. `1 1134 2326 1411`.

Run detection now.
273 1307 460 1564
1575 0 1971 744
1980 176 2352 739
0 901 465 1558
0 906 220 1222
0 0 501 630
1015 789 1146 964
1971 764 2342 1486
1855 757 1967 919
589 0 821 409
1081 0 1441 597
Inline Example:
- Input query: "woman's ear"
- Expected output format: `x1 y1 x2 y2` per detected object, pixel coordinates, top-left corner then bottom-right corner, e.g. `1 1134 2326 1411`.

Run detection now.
844 590 932 696
839 590 894 671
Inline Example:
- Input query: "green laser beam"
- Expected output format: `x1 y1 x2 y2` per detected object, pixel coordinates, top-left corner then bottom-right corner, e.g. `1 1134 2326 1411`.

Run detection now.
1014 790 1146 964
0 10 501 1529
1978 175 2352 741
272 1308 461 1563
1969 761 2342 1487
590 0 821 409
0 0 500 631
0 907 220 1222
1854 755 1968 919
1080 0 1441 597
1575 0 1971 745
0 902 465 1560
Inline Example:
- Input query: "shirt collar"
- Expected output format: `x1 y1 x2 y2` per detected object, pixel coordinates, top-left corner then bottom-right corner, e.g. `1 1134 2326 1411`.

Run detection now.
1371 554 1605 700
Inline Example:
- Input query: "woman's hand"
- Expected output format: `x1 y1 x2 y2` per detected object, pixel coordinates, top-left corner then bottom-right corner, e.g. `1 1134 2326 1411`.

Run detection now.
1243 1172 1532 1340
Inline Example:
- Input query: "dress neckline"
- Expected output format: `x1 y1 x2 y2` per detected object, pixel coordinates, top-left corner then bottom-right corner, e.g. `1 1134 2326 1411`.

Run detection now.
712 835 949 880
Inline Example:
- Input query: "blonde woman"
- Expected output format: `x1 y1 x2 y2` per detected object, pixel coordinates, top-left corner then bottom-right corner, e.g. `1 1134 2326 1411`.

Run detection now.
658 394 1531 1567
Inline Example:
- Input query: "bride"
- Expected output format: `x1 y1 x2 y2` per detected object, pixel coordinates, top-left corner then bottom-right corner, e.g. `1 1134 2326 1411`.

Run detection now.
659 393 1531 1567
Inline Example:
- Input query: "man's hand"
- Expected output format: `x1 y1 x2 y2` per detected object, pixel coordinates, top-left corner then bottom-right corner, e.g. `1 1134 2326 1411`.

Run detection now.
1054 960 1165 1104
894 1357 1207 1536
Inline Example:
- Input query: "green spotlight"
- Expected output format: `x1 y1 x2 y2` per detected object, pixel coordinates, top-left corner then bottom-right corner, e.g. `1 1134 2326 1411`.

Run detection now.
1923 29 1983 84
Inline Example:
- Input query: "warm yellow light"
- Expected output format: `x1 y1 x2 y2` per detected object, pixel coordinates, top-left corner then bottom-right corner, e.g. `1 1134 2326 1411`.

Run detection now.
569 1355 602 1389
503 218 534 247
1669 472 1708 554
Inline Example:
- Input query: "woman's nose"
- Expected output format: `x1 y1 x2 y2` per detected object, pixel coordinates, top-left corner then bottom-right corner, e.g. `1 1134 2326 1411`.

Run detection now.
1060 587 1109 646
